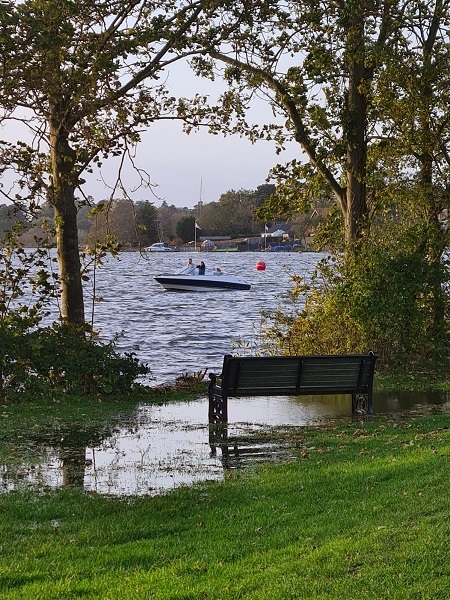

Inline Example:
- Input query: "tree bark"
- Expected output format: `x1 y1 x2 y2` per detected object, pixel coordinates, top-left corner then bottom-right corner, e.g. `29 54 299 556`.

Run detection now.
418 0 446 343
344 6 368 250
49 116 85 324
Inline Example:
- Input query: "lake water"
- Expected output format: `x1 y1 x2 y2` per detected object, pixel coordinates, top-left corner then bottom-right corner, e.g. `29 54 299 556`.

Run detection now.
2 250 449 497
88 250 324 383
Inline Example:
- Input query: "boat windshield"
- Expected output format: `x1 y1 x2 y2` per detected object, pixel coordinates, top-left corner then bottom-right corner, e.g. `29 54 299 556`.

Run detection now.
177 266 196 275
177 266 223 276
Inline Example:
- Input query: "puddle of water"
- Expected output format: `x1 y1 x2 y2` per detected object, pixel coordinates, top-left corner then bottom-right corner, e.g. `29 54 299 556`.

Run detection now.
1 390 449 497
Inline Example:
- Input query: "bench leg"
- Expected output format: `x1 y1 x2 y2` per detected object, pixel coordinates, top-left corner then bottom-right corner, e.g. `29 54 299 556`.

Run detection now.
351 392 373 415
208 392 228 424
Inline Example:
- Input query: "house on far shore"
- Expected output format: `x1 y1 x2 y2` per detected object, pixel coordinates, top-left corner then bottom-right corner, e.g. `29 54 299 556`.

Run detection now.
261 223 292 250
261 210 328 249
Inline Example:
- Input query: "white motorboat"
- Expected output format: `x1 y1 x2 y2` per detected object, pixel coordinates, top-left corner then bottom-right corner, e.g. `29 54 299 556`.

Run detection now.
145 242 175 252
154 267 251 291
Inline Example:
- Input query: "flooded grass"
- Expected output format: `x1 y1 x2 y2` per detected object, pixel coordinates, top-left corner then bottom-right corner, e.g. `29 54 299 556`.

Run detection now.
0 391 297 496
1 387 449 497
1 409 450 598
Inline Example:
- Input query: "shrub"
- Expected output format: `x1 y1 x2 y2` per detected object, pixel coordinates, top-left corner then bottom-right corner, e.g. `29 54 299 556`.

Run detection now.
0 223 150 401
0 323 149 400
261 246 450 374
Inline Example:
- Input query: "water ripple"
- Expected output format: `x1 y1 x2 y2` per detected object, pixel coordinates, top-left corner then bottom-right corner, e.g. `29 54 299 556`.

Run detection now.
86 251 325 383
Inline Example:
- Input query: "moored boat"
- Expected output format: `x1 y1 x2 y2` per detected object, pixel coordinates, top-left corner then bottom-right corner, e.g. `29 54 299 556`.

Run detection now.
144 242 175 252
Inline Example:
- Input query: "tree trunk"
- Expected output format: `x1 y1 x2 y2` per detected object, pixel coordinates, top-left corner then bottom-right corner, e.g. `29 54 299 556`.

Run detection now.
418 21 446 345
49 117 85 324
344 6 368 251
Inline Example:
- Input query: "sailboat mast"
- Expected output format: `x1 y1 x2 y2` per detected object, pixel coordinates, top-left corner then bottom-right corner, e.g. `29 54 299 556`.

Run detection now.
195 178 202 252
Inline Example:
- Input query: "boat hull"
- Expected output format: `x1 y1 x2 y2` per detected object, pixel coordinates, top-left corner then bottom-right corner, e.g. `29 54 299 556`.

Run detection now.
154 274 251 291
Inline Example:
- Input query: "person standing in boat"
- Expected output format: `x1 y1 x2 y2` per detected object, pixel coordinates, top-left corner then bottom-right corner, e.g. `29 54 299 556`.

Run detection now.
196 260 206 275
186 257 195 274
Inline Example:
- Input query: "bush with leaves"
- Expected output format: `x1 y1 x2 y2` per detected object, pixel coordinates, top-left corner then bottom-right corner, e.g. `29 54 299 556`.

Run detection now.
1 324 149 399
0 223 54 399
261 237 450 374
0 223 150 401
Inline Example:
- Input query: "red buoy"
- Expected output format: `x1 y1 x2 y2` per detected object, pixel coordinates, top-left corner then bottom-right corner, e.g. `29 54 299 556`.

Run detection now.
256 260 266 271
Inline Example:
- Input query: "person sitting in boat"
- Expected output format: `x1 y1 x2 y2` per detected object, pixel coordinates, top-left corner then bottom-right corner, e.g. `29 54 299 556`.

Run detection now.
196 260 206 275
186 257 195 274
213 267 223 275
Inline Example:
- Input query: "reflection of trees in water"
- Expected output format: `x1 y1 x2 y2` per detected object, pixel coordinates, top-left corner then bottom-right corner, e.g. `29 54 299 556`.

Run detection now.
1 423 120 493
4 392 450 495
61 445 88 488
56 426 121 490
375 391 450 412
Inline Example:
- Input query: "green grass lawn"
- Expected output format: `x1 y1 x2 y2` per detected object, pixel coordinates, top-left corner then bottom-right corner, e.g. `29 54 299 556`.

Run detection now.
1 405 450 599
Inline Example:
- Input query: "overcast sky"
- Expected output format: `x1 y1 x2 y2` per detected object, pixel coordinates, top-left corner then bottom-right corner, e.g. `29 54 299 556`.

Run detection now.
0 62 301 210
84 119 299 209
84 60 301 210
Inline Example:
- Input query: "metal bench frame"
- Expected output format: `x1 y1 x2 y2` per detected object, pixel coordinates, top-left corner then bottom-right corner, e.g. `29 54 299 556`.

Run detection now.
208 353 378 424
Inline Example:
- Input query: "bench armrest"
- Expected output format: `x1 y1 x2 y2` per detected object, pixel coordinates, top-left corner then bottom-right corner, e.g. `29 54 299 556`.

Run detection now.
209 372 223 388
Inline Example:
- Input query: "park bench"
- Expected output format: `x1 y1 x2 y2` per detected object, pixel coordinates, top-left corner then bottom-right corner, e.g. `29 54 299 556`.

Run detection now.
208 353 378 424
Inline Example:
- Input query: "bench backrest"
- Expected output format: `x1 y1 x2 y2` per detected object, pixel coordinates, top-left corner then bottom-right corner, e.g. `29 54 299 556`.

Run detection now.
219 353 377 397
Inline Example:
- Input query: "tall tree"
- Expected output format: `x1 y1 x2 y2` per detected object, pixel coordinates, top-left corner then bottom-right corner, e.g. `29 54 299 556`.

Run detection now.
0 0 209 323
372 0 450 341
199 187 271 236
89 199 138 247
176 215 196 243
194 0 395 252
157 201 176 241
135 200 159 247
0 204 27 240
